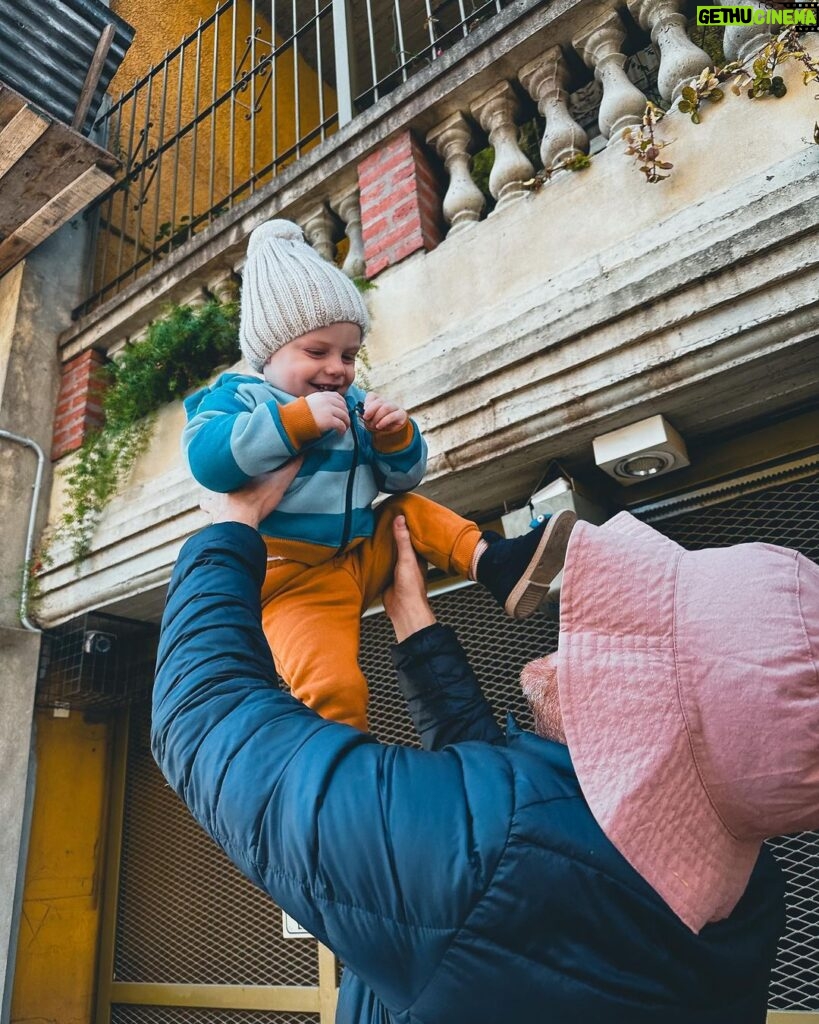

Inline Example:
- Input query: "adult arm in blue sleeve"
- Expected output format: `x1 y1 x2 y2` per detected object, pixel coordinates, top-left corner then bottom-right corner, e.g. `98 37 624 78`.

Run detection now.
390 624 504 749
151 524 512 1015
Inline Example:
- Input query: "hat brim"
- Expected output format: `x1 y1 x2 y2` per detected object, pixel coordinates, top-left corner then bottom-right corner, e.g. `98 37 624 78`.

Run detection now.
557 513 761 933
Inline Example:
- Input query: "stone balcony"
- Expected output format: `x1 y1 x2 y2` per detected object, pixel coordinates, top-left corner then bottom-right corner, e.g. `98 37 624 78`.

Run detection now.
34 0 819 626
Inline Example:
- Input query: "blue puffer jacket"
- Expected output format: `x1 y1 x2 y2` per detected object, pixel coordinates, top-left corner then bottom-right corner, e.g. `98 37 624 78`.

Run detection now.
152 524 785 1024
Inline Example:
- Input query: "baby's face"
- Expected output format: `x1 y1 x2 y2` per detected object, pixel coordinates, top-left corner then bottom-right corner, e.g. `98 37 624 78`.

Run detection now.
263 323 361 397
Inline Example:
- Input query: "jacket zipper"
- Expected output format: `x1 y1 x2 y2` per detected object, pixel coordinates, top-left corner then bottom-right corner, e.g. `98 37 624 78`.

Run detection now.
337 408 360 553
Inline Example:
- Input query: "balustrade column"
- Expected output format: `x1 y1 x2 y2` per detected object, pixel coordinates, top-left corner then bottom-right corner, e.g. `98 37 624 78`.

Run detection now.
174 286 209 308
470 81 535 211
519 46 589 170
302 204 337 262
628 0 711 100
330 185 366 278
426 112 486 235
209 270 240 306
720 0 772 62
574 13 647 140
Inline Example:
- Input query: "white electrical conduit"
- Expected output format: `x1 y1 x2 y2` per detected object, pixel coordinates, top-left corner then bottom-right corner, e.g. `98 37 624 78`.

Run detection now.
0 429 45 633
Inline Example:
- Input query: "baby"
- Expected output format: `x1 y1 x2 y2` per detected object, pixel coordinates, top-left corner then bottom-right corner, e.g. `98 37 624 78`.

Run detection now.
183 219 574 730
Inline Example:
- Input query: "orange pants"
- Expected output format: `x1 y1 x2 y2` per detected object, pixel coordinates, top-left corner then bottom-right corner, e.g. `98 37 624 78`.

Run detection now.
260 492 481 731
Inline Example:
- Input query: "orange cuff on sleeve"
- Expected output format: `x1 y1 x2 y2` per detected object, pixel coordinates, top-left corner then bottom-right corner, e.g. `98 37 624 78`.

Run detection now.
372 418 415 453
278 396 323 449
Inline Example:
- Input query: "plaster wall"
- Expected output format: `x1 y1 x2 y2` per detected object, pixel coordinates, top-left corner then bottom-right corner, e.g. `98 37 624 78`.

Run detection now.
0 631 38 1024
0 218 94 1020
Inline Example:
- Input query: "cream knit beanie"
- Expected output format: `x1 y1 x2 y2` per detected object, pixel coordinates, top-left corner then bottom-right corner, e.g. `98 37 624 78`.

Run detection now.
239 219 370 372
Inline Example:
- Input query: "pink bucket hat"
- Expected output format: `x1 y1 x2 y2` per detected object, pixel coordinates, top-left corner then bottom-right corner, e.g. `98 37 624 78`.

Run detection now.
557 511 819 933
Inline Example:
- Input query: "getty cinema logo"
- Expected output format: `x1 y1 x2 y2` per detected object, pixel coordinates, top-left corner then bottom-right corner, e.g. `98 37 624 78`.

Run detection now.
696 1 818 25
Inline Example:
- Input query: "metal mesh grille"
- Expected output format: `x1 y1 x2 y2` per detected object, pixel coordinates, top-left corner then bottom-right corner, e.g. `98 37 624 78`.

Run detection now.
115 711 319 986
643 470 819 561
112 1009 318 1024
766 832 819 1010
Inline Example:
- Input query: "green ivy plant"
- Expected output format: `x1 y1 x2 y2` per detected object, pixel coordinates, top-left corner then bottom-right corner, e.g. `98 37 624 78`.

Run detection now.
56 297 241 563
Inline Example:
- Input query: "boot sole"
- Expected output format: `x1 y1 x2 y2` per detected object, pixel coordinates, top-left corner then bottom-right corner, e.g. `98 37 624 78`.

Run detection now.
504 509 578 620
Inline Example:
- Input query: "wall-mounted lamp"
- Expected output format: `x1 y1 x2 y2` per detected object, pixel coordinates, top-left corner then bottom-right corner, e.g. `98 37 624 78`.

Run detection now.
593 415 689 486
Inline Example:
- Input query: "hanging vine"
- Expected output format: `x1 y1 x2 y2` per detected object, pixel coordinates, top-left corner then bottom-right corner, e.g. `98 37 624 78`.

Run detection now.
55 298 241 563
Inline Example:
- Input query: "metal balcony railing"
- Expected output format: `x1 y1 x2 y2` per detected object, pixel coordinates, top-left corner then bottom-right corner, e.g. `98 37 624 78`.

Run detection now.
78 0 510 315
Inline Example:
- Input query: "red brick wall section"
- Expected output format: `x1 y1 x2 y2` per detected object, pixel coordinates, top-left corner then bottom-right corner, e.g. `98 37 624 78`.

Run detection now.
52 349 108 461
358 131 445 278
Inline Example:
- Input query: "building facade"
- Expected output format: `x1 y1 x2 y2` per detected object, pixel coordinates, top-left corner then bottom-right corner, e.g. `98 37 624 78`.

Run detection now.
1 0 818 1020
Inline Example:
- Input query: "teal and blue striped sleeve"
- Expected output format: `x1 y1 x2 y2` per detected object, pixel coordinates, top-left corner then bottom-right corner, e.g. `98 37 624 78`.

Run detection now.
369 419 428 493
181 377 322 493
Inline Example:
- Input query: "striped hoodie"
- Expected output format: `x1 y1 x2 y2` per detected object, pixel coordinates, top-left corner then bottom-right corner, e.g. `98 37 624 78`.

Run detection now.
182 373 428 564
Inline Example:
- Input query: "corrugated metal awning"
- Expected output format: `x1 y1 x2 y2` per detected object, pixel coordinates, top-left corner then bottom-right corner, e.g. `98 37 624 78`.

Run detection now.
0 0 134 135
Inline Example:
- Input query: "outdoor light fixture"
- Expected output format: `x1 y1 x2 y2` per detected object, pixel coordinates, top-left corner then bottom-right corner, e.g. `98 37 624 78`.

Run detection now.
593 415 690 486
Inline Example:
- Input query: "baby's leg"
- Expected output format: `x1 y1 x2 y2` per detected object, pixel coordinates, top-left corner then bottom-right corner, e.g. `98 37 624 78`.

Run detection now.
359 493 575 621
261 558 369 731
356 493 482 608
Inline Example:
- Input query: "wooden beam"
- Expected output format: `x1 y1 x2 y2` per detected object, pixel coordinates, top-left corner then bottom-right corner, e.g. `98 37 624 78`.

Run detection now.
0 106 51 181
72 23 117 131
109 982 322 1011
0 164 113 275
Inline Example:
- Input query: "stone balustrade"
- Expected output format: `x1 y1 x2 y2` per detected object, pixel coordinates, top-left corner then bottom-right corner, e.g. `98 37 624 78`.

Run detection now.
40 0 792 622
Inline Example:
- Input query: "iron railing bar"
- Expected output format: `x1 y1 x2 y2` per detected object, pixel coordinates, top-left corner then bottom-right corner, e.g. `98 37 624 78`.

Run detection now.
187 19 203 240
86 53 274 215
150 53 170 268
131 70 154 285
293 0 301 157
229 0 237 207
315 0 325 136
423 0 437 52
95 89 121 296
170 44 185 251
250 3 257 195
208 9 220 215
331 0 354 124
457 0 468 36
393 0 409 82
114 80 139 286
363 0 378 102
271 0 278 167
269 10 325 51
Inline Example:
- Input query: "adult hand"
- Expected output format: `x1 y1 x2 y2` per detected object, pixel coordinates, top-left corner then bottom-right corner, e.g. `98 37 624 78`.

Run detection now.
306 391 350 434
383 515 437 642
362 393 409 435
199 457 303 529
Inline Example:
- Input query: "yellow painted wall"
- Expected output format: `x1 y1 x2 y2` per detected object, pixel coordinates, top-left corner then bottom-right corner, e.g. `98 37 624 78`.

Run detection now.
10 711 111 1024
93 0 335 298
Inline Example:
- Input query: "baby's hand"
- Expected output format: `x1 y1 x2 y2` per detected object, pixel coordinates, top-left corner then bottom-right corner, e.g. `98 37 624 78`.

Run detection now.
306 391 350 434
362 393 409 434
